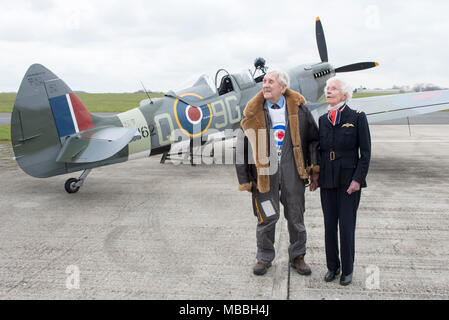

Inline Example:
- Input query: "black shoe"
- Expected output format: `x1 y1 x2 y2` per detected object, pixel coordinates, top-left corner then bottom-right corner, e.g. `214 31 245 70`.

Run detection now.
340 273 353 286
253 261 272 276
324 267 341 282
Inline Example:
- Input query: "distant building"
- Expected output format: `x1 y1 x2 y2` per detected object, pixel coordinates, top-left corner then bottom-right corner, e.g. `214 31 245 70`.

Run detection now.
354 87 402 94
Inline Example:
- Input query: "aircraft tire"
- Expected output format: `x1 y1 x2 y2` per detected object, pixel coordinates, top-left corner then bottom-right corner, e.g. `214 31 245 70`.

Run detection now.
65 178 80 194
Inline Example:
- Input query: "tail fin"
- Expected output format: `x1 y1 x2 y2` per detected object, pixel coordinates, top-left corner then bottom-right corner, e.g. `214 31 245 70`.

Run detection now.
48 90 94 137
11 64 94 177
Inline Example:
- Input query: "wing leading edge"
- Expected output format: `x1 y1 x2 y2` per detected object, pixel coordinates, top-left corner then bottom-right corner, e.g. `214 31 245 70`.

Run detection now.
349 90 449 124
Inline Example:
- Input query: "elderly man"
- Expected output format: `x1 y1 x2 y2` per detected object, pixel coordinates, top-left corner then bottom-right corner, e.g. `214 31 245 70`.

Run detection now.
236 70 320 276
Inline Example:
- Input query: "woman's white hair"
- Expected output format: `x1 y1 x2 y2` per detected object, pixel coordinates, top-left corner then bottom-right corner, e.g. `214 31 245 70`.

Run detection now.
324 77 353 102
266 69 290 92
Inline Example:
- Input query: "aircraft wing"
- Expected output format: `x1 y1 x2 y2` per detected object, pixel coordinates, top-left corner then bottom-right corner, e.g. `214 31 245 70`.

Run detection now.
309 90 449 124
56 126 138 163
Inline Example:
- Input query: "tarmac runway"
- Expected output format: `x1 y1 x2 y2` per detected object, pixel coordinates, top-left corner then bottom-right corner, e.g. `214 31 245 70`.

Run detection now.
1 111 449 125
0 124 448 300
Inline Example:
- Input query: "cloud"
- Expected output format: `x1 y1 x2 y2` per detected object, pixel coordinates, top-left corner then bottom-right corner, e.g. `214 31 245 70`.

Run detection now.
1 0 448 92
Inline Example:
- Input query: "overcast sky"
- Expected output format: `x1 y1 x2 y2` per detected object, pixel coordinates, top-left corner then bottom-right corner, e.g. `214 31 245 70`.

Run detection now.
1 0 449 93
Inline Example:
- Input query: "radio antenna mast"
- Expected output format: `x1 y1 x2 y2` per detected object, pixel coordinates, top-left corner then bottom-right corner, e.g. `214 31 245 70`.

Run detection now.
140 81 154 104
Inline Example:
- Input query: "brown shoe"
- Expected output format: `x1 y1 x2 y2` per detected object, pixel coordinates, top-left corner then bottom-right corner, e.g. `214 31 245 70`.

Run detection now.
253 261 272 276
291 255 312 276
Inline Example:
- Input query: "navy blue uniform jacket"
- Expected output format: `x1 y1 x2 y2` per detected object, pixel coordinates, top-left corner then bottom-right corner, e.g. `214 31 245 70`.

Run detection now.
318 106 371 189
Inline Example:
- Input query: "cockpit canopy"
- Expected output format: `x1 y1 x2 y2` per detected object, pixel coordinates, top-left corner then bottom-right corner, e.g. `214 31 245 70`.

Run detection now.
216 69 260 96
171 58 268 100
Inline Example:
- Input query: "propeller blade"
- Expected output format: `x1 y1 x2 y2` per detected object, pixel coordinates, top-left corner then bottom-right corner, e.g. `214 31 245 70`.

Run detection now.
316 17 328 62
335 62 379 73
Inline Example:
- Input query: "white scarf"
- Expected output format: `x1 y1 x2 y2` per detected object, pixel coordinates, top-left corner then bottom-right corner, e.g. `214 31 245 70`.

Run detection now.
327 101 346 112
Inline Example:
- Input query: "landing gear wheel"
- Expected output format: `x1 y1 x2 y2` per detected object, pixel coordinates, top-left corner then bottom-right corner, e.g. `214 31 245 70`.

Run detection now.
65 178 80 194
63 169 92 194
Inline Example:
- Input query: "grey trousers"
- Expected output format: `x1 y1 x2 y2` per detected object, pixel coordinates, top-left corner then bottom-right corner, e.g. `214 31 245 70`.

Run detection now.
252 173 306 264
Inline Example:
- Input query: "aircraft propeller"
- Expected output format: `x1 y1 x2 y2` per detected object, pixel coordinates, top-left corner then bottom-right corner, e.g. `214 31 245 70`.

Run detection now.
334 62 379 73
315 17 328 63
315 17 379 73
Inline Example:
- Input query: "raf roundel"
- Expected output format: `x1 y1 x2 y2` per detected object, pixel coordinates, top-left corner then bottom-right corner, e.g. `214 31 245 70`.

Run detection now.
174 93 213 137
273 124 286 146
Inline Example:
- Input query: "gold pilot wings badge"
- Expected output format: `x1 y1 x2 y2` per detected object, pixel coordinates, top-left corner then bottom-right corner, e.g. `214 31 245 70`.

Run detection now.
341 123 355 128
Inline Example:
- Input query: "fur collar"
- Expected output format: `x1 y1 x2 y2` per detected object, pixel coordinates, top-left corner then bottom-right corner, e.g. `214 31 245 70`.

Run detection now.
243 88 306 121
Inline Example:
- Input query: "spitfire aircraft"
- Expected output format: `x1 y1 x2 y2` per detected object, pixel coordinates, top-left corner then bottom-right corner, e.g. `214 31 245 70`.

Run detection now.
11 18 449 193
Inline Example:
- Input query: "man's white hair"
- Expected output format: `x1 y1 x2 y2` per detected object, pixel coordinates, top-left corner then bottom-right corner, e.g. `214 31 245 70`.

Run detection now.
266 69 290 91
325 77 353 102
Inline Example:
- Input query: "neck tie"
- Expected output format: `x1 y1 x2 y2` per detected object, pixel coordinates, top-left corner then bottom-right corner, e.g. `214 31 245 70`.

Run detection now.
271 103 280 109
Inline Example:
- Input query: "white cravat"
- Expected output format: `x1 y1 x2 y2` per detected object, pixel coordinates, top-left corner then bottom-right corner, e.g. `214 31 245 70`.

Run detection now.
327 101 346 112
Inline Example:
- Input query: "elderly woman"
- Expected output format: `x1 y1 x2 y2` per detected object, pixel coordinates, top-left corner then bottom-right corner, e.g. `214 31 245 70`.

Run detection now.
318 77 371 286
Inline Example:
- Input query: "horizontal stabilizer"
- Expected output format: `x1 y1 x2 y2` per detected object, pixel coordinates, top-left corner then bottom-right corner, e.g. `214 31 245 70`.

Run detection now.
57 126 138 163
